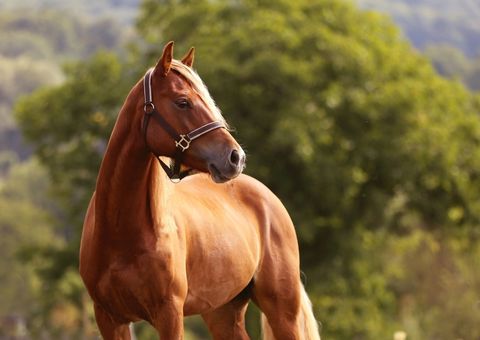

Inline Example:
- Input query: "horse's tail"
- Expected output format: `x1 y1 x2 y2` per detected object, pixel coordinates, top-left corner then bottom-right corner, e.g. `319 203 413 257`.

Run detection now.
129 323 137 340
261 284 320 339
296 284 321 339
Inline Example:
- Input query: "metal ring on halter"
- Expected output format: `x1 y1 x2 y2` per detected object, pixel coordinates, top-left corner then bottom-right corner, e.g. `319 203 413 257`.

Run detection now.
144 102 155 113
175 135 191 152
170 176 181 184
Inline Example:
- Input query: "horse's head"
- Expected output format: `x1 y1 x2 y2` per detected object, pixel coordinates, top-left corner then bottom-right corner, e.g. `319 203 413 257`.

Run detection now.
142 41 245 183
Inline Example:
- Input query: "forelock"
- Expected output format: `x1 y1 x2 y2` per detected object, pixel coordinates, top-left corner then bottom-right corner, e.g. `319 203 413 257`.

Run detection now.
170 60 227 126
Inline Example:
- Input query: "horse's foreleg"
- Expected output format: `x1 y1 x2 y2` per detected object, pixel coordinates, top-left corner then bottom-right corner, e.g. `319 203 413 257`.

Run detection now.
94 304 132 340
151 300 185 340
201 297 250 340
251 249 303 340
253 275 301 340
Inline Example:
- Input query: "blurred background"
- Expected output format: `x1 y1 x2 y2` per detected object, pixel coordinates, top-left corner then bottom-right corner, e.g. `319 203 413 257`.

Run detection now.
1 0 480 339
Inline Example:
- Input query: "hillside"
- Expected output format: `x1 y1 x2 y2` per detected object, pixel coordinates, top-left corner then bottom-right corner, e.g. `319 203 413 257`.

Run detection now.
357 0 480 57
0 7 133 158
0 0 140 23
3 0 480 57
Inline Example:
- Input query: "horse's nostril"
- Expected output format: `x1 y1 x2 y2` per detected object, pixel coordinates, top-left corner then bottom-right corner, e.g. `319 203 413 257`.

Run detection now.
230 149 240 166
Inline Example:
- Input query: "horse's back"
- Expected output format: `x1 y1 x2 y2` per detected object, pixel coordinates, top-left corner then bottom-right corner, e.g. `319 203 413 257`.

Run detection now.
175 173 294 244
177 173 298 247
175 173 299 257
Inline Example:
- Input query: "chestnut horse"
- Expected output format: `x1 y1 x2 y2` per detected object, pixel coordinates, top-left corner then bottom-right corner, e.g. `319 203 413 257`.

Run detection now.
79 41 320 340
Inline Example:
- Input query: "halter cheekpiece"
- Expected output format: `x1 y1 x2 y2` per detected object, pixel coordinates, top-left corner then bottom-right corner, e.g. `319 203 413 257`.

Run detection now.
142 68 225 182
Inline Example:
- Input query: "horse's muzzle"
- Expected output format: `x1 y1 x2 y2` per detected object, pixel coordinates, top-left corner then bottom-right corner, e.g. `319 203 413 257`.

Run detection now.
208 147 246 183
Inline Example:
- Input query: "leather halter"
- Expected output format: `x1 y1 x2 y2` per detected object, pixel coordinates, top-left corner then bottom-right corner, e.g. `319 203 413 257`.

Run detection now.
142 68 225 182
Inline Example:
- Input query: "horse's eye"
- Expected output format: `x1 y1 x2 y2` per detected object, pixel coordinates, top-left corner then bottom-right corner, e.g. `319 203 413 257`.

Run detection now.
175 98 191 110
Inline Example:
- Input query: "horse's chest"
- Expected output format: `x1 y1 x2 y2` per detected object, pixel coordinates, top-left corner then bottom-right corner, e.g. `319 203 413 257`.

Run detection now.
93 253 178 322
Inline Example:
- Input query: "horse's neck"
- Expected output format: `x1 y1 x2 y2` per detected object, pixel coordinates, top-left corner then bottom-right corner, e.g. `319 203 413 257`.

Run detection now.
95 86 171 246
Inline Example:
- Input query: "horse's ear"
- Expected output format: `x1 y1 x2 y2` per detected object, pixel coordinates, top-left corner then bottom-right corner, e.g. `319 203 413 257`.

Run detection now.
154 41 174 77
181 47 195 67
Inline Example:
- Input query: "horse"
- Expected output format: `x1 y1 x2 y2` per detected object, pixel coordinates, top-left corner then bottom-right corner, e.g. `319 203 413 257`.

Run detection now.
79 41 320 340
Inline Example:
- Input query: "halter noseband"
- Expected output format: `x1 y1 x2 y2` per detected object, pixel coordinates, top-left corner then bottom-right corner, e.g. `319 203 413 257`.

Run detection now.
142 68 225 182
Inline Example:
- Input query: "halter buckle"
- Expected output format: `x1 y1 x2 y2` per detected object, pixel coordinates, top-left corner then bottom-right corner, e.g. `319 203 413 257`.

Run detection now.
144 102 155 113
175 135 191 152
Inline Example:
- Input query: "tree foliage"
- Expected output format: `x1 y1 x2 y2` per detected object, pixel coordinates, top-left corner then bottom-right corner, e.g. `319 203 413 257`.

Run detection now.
13 0 480 338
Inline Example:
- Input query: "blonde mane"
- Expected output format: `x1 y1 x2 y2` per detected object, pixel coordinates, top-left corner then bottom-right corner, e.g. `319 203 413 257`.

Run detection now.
170 60 228 127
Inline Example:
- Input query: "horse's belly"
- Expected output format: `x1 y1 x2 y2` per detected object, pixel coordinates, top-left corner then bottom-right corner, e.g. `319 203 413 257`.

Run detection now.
183 227 260 315
183 262 256 315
